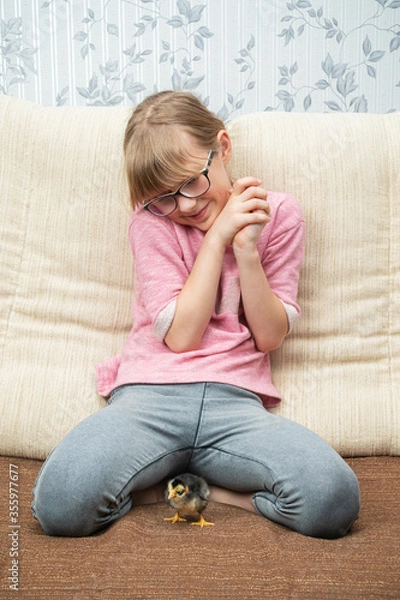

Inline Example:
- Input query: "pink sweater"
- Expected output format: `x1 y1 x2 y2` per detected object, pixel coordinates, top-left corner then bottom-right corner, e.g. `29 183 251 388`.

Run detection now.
96 192 305 407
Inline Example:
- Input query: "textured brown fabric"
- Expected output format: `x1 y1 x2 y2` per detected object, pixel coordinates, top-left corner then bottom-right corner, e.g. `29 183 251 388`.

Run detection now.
1 456 399 599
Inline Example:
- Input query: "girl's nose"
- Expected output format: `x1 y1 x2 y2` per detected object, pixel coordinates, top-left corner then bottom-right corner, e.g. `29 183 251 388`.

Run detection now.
176 195 198 213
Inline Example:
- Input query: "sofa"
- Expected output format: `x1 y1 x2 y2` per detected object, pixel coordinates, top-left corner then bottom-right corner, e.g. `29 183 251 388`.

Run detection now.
0 94 399 599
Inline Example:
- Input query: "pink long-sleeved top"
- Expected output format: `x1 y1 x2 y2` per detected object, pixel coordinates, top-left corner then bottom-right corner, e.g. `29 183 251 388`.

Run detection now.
96 192 305 407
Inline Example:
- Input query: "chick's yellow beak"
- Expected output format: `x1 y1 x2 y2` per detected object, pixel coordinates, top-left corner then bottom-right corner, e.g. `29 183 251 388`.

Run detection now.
168 489 176 500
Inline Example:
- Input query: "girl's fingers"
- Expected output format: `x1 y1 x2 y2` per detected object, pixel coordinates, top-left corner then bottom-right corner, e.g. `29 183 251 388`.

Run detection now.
232 176 262 193
230 178 268 206
239 197 270 216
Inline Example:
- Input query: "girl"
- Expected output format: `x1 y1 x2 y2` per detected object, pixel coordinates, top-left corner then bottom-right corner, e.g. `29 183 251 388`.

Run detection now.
32 91 360 538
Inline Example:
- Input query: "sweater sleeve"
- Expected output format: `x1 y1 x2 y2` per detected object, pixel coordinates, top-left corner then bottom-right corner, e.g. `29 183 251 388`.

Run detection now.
260 193 305 331
129 210 188 339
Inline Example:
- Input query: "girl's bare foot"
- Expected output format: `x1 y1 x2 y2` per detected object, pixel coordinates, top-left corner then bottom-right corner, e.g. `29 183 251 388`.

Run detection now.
209 486 258 514
132 480 166 505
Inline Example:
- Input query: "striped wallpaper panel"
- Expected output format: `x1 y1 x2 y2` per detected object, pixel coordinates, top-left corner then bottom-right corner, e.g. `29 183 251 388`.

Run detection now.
1 0 399 114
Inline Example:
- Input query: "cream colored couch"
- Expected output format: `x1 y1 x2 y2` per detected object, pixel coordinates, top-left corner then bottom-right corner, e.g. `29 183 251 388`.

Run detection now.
0 95 399 599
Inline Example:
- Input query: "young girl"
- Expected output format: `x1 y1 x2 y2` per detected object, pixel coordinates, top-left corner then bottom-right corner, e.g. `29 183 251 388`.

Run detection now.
32 91 360 538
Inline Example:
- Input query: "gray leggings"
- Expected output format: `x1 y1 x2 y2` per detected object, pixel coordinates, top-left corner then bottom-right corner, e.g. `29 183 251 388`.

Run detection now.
32 382 360 538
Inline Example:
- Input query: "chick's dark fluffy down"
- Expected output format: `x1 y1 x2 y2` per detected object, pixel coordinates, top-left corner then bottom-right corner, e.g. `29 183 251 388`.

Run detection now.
164 473 214 527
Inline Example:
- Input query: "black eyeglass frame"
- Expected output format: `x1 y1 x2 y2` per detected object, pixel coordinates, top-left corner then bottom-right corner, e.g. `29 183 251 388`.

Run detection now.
142 149 216 217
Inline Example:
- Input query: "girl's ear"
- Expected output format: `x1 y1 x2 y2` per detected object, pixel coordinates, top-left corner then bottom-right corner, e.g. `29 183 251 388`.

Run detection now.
217 130 232 164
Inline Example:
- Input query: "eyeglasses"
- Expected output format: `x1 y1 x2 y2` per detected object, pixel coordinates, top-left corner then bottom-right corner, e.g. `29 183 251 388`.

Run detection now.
143 149 216 217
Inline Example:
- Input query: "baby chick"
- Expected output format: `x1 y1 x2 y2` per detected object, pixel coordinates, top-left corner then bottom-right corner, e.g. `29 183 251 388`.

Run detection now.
164 473 214 528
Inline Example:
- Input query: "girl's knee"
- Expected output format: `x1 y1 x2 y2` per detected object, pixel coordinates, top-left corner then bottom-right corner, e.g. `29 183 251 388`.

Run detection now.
314 462 360 537
322 464 360 538
253 463 360 539
32 461 116 537
32 475 95 537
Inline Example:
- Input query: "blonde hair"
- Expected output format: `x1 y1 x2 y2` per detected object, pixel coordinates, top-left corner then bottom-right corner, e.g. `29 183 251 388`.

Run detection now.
123 91 226 209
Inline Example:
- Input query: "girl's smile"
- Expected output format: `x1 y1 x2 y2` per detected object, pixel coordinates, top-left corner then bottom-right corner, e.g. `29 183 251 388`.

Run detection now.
168 190 228 231
181 202 210 221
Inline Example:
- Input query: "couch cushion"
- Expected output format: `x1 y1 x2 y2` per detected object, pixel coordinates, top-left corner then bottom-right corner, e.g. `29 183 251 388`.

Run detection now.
0 96 399 458
227 112 400 455
0 97 132 458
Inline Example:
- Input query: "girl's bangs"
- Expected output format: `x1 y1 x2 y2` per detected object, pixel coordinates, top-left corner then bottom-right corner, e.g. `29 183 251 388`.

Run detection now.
130 127 208 204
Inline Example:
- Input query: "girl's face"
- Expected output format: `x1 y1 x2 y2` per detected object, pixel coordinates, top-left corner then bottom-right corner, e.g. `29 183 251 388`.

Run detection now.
163 130 232 232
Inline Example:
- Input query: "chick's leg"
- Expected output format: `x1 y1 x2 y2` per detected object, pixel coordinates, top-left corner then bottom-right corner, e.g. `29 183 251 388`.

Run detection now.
191 513 214 527
164 512 186 524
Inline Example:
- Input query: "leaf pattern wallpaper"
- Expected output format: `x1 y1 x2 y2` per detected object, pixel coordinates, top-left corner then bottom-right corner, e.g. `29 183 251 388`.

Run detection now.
1 0 399 116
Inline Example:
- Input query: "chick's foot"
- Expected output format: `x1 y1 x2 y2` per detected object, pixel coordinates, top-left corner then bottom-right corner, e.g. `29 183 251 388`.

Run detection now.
191 513 214 528
164 512 187 524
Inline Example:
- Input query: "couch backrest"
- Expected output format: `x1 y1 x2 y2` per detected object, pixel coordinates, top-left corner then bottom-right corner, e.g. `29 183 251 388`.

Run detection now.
228 111 399 456
0 95 399 458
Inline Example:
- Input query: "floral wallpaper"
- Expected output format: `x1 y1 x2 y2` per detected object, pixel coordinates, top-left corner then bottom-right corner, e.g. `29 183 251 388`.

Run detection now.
1 0 399 116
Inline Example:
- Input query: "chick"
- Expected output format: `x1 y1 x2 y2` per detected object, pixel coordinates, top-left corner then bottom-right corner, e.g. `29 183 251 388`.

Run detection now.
164 473 214 528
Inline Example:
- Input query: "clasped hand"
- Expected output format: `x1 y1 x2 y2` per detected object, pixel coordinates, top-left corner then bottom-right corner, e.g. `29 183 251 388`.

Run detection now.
211 177 270 252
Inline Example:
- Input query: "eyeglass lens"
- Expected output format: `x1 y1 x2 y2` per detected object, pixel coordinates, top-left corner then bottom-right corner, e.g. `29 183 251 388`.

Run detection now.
180 174 209 198
148 173 210 215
